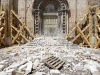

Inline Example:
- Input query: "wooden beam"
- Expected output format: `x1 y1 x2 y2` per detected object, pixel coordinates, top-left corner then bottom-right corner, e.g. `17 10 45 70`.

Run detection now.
94 38 100 48
11 25 25 45
1 36 6 45
88 11 92 46
11 25 18 32
76 25 92 48
0 27 3 32
11 10 24 26
65 27 76 39
12 36 21 45
24 26 36 38
71 24 90 42
20 33 30 42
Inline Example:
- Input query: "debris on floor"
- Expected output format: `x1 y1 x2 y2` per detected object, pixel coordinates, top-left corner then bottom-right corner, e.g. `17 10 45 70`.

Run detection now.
0 37 100 75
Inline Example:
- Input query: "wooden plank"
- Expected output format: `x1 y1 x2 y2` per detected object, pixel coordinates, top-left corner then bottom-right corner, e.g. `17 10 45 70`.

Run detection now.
65 27 76 39
11 25 25 45
71 24 90 42
24 26 36 38
1 36 5 45
0 27 3 31
11 25 32 45
10 10 36 46
94 14 98 46
51 59 60 65
76 25 92 48
20 33 30 42
95 34 99 48
94 38 100 48
0 12 5 20
43 56 65 69
53 60 62 67
86 33 91 39
11 10 24 26
45 56 55 62
48 57 58 63
65 13 88 39
79 33 91 46
56 61 65 69
10 11 13 45
88 10 92 47
11 25 18 32
16 71 25 74
12 36 21 45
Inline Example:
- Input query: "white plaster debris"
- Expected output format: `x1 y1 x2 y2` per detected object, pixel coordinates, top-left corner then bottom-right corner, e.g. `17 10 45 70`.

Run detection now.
0 37 100 75
0 71 6 75
0 60 8 68
0 65 5 71
34 72 46 75
18 63 27 71
84 59 100 75
25 61 33 75
0 60 8 65
50 69 61 75
6 69 15 75
74 62 84 70
8 63 20 70
33 59 40 69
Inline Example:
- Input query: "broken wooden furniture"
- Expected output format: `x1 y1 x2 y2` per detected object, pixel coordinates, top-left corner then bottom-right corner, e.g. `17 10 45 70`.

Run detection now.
10 10 35 46
0 10 7 47
65 6 100 49
43 56 65 69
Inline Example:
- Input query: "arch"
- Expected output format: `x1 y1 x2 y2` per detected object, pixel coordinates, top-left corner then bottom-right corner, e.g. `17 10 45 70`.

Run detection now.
33 0 69 10
32 0 70 35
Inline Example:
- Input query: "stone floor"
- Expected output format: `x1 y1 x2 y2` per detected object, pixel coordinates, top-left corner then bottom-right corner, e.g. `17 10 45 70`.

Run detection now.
0 37 100 75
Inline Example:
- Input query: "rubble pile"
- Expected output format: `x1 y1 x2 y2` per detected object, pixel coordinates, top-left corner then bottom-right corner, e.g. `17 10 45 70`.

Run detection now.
0 37 100 75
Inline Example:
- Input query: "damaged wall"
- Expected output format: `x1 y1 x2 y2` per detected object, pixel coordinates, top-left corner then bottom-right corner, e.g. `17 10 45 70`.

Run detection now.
18 0 88 35
1 0 9 10
1 0 89 36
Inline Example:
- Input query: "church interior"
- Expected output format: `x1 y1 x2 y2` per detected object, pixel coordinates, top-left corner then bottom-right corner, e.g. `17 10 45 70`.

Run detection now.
0 0 100 75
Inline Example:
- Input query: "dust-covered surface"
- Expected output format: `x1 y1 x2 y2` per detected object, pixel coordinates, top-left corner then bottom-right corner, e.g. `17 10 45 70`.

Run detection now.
0 37 100 75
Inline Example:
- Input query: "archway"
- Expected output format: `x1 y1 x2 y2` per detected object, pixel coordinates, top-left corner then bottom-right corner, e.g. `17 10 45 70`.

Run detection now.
32 0 70 36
